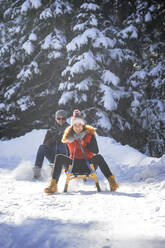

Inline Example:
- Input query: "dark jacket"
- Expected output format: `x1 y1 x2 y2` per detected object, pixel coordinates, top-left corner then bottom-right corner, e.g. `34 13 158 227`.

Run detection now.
43 122 69 147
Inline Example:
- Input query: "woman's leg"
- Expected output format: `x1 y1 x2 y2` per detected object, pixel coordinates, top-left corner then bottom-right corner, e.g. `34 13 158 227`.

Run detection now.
52 154 72 183
44 154 72 194
90 154 119 192
90 154 113 178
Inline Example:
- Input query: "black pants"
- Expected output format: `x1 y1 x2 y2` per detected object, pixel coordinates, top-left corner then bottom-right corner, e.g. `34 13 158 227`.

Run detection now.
52 154 113 183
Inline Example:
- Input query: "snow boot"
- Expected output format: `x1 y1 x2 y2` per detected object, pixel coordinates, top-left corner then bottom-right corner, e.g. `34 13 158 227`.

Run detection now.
33 166 41 179
108 175 119 192
44 179 58 194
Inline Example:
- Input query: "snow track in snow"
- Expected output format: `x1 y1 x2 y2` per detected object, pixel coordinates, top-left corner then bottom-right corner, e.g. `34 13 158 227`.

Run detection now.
0 131 165 248
0 169 165 248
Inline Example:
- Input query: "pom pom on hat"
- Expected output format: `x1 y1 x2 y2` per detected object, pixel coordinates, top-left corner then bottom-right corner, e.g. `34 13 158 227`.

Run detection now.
71 109 85 126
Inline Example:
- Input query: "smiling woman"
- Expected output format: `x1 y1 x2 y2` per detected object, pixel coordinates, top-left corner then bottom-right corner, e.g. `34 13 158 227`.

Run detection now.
44 109 119 194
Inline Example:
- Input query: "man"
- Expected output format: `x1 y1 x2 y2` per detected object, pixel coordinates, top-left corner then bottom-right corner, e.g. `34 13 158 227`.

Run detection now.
33 109 69 179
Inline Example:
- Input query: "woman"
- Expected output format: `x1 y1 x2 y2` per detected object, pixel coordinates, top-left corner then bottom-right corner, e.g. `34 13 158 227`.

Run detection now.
44 109 119 194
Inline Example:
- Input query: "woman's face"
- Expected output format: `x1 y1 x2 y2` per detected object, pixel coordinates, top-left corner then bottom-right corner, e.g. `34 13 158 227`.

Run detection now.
73 123 83 134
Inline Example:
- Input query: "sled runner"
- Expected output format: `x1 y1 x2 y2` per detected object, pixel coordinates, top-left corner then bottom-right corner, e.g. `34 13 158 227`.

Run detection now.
64 163 101 192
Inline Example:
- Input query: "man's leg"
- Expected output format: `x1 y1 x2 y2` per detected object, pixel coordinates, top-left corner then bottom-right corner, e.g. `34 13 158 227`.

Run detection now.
33 144 55 179
34 144 55 168
56 143 68 156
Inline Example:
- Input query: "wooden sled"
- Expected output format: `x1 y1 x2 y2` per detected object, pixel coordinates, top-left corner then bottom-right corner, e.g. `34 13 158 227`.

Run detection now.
64 163 101 192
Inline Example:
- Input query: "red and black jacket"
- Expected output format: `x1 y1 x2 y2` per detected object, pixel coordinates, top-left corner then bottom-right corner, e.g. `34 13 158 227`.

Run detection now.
62 125 99 159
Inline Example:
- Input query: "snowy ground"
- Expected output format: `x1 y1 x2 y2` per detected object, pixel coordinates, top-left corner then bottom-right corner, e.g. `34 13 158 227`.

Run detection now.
0 130 165 248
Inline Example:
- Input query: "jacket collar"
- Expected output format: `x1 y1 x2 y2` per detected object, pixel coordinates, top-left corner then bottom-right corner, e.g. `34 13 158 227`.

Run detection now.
67 131 87 143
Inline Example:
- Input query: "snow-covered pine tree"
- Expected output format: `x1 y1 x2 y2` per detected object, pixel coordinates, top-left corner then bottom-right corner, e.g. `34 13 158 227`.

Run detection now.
95 0 141 143
58 0 106 127
0 0 72 138
58 0 128 136
125 0 165 155
0 0 164 157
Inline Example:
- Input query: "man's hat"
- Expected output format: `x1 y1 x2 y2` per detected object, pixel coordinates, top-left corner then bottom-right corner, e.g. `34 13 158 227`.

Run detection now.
55 109 67 120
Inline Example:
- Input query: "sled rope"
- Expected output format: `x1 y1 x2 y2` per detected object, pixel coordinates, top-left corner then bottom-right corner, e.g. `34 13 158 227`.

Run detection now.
79 141 95 173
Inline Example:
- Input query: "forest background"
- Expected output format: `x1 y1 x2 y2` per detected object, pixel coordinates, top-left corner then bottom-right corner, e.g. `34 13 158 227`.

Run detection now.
0 0 164 157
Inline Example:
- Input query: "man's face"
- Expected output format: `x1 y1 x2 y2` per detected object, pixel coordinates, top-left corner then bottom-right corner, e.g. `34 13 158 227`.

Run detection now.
56 115 66 126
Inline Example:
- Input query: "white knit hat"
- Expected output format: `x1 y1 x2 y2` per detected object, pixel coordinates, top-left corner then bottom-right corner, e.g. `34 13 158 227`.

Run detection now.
71 109 85 126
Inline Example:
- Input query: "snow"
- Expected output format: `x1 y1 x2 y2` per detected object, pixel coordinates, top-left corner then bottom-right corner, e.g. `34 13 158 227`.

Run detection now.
29 33 37 41
145 12 152 22
16 96 35 111
119 24 138 39
40 8 53 20
100 84 118 111
101 70 120 86
96 112 112 130
21 0 42 13
0 129 165 248
75 78 92 91
109 48 136 63
81 3 100 11
149 62 162 77
62 51 99 77
17 61 40 81
4 84 19 100
41 31 66 50
67 28 115 52
58 91 74 105
22 40 34 55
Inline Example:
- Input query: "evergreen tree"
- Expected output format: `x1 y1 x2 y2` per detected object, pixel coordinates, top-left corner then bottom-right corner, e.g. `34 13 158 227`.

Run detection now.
101 0 141 142
0 0 72 138
58 0 132 137
124 0 165 155
0 0 164 157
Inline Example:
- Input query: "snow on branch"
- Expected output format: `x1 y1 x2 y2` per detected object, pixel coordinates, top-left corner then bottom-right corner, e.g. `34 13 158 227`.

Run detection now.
101 70 120 87
41 31 66 50
58 91 73 105
100 84 118 111
80 3 100 11
22 40 34 55
17 61 40 82
4 83 20 100
109 48 136 63
62 51 99 77
96 111 112 130
58 82 75 91
73 14 98 32
52 0 72 16
40 8 53 20
119 25 138 39
17 96 35 111
21 0 42 13
75 78 93 91
67 28 115 52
